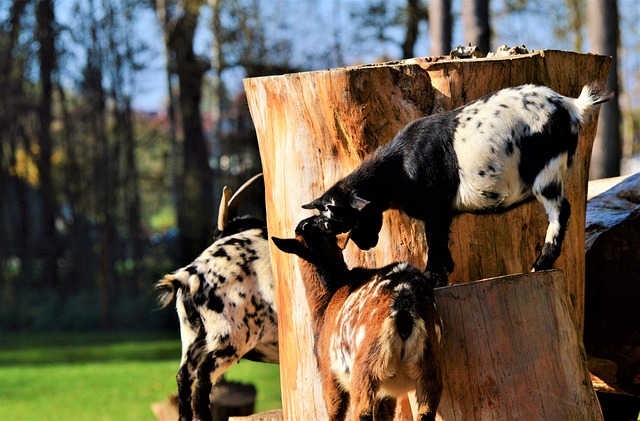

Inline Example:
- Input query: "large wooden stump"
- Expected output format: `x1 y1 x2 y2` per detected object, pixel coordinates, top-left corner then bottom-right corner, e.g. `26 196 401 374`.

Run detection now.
244 50 610 420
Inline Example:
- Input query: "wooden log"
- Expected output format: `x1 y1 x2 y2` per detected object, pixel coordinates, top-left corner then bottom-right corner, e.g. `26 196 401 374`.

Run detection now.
244 50 610 420
434 270 602 420
584 172 640 395
150 400 178 421
210 380 257 421
151 380 257 421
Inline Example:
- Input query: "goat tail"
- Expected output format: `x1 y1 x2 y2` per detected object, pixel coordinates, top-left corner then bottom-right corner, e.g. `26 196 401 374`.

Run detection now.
572 82 615 124
394 309 414 341
391 290 419 342
155 274 185 308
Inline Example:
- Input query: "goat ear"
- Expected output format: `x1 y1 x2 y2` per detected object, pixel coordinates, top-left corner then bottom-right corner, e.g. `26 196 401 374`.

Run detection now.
272 237 307 258
302 198 322 210
336 232 351 250
350 195 370 211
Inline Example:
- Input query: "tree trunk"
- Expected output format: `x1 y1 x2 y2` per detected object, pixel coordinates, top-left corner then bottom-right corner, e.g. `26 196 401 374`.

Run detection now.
401 0 423 59
36 0 59 287
588 0 621 179
86 0 114 327
154 0 181 222
0 0 29 296
166 0 214 263
428 0 452 56
122 101 144 289
244 51 610 420
461 0 490 53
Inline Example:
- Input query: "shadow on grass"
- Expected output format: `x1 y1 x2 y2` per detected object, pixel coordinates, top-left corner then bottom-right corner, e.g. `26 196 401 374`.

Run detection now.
0 330 181 366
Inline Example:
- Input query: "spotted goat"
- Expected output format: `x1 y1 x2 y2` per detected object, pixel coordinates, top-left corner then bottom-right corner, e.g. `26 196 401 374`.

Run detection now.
303 83 613 286
156 174 277 421
273 215 443 421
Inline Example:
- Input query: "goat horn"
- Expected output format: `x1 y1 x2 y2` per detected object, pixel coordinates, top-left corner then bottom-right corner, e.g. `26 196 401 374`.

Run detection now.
227 173 264 220
217 186 232 232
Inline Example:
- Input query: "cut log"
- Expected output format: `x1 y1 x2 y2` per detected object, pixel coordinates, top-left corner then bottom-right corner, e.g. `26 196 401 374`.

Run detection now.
151 380 257 421
584 172 640 396
244 50 610 420
210 380 257 421
434 271 602 420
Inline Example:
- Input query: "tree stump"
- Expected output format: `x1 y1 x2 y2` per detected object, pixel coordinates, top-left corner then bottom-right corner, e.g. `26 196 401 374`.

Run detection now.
244 50 610 420
434 271 602 420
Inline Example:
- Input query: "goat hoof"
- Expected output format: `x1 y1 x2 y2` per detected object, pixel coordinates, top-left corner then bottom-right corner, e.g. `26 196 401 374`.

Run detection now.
433 277 448 288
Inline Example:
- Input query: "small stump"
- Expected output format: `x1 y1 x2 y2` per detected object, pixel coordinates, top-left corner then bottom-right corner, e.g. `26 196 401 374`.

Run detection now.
151 379 257 421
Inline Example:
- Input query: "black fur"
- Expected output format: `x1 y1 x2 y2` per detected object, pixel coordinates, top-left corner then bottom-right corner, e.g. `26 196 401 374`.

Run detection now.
305 111 461 286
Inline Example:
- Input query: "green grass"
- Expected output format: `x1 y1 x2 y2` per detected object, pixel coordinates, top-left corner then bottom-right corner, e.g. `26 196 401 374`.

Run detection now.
0 331 281 420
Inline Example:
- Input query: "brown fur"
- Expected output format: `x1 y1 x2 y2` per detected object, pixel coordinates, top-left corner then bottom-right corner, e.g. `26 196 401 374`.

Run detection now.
273 216 443 421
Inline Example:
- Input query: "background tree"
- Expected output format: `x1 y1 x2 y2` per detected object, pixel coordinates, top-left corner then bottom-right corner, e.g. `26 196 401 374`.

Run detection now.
401 0 426 58
588 0 621 178
36 0 59 288
155 0 214 263
0 0 30 304
462 0 490 53
429 0 452 56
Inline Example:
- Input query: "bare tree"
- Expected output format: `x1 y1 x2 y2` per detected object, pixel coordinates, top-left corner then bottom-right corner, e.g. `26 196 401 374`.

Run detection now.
36 0 59 287
401 0 426 59
429 0 452 56
156 0 214 263
462 0 490 53
0 0 30 301
588 0 621 178
103 0 144 289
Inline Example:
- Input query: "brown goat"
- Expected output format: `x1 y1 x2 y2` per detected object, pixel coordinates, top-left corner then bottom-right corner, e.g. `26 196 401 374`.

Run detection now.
272 216 443 421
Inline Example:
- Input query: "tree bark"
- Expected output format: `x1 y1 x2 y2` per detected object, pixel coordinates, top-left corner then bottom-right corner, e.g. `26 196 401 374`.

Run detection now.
428 0 452 56
588 0 621 179
245 50 610 420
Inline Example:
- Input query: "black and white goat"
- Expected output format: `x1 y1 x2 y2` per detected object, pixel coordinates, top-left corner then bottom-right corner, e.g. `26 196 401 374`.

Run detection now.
273 215 443 421
303 83 613 286
156 174 277 421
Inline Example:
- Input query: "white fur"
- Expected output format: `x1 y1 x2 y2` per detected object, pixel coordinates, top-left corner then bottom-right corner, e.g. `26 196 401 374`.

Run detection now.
453 85 564 211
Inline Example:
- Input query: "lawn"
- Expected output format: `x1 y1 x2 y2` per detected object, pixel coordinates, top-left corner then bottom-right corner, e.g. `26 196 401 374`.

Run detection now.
0 331 281 420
